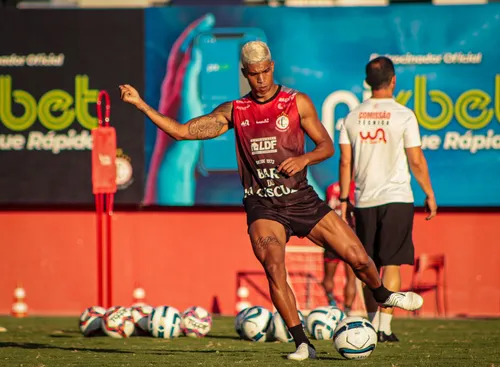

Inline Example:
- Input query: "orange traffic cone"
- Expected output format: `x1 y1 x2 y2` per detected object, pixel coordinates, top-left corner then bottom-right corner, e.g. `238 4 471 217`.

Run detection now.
11 284 28 318
132 287 146 307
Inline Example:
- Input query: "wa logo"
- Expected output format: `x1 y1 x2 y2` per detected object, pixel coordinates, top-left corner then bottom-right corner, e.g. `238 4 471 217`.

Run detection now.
360 128 387 144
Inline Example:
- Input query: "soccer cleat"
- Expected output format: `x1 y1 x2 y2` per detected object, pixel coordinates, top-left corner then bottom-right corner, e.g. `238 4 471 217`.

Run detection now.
381 292 423 311
287 343 317 361
378 331 400 343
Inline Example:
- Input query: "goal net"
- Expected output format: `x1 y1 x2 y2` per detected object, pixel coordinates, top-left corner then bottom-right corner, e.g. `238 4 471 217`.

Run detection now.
284 243 367 316
235 240 366 316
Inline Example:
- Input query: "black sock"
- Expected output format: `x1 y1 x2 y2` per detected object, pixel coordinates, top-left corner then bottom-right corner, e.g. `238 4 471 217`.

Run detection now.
372 284 393 303
288 324 311 348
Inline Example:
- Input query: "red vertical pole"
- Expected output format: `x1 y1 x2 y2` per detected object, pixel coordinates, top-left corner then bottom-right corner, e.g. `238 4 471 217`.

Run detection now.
95 92 104 308
95 194 103 307
106 193 114 308
94 90 115 309
100 90 113 309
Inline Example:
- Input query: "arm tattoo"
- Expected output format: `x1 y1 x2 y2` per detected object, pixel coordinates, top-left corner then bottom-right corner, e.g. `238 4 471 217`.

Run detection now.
187 116 226 140
186 101 233 139
140 105 167 119
139 101 231 140
254 236 281 252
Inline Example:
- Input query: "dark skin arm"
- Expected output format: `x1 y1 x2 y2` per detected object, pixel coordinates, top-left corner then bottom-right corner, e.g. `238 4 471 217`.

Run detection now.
277 93 334 176
339 143 353 221
119 84 233 140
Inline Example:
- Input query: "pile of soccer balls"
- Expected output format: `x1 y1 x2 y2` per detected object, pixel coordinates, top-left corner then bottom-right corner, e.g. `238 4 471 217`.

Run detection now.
235 305 377 360
79 305 212 339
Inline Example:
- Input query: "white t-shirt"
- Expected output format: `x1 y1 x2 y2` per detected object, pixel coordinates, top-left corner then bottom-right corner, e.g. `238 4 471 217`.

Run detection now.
339 98 422 208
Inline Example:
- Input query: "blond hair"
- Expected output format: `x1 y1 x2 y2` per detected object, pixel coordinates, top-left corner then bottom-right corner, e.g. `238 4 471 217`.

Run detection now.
240 41 272 68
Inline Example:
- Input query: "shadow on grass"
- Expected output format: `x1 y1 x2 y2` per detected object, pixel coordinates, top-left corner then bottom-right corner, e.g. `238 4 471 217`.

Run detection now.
204 334 242 340
0 342 133 354
279 353 346 361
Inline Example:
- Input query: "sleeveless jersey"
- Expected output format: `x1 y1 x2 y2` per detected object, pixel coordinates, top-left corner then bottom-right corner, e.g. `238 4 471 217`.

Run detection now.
232 86 310 206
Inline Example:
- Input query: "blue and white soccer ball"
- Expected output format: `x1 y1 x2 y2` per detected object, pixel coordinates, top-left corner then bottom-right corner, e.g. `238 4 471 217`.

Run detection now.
306 306 345 340
268 310 305 343
148 306 182 339
240 306 272 342
79 306 106 337
180 306 212 338
333 316 377 360
235 307 250 338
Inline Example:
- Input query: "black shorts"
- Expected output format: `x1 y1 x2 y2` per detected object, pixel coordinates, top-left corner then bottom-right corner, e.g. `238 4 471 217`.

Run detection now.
324 248 340 262
354 202 415 267
244 187 332 242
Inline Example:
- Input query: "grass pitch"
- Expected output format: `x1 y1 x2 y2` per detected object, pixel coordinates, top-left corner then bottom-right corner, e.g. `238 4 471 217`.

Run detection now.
0 316 499 367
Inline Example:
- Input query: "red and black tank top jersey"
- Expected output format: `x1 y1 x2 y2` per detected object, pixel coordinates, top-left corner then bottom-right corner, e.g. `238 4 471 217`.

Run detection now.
232 85 310 205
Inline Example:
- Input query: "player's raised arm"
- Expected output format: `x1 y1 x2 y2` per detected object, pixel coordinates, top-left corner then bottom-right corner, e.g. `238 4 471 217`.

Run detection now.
119 84 233 141
297 93 334 164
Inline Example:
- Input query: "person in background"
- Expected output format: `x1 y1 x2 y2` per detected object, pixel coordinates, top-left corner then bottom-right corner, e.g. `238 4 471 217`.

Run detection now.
321 181 357 315
339 56 437 342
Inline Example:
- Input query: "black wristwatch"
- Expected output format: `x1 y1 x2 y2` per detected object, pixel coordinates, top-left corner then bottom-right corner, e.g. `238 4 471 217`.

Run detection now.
339 197 349 203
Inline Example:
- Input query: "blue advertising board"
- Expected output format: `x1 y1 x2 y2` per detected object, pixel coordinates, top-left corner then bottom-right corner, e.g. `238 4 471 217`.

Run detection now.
144 5 500 207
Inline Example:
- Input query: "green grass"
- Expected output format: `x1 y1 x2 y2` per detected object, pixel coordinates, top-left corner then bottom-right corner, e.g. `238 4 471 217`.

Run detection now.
0 316 499 367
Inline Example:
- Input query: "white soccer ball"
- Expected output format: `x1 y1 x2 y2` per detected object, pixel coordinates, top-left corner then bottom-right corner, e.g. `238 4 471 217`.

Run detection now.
333 316 377 360
268 310 305 343
101 306 135 338
131 305 153 336
79 306 106 337
180 306 212 338
148 306 182 339
306 306 345 340
235 307 250 338
240 306 272 342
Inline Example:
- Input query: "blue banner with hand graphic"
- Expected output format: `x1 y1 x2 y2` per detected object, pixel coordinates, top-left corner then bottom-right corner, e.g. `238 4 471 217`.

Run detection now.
144 4 500 207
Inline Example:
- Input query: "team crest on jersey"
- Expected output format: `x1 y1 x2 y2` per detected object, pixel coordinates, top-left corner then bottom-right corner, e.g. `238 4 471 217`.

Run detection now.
275 113 289 132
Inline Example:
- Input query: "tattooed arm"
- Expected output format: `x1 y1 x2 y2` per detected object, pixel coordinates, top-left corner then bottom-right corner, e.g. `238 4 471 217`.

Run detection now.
119 84 233 141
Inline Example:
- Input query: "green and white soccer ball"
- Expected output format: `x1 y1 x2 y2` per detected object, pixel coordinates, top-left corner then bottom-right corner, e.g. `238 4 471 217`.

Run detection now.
148 306 182 339
268 310 305 343
306 306 345 340
240 306 272 342
333 316 377 360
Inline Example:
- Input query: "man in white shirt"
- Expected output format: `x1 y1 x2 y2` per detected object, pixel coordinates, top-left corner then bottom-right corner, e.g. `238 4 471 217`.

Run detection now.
339 56 437 343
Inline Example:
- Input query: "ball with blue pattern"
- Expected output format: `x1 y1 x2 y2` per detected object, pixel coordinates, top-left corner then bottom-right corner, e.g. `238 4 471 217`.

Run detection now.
333 316 377 360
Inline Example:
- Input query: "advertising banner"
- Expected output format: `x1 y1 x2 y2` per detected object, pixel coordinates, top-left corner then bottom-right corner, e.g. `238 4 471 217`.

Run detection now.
144 4 500 207
0 9 144 204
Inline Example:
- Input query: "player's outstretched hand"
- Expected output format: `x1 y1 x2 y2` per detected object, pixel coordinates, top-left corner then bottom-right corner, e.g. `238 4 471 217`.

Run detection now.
424 195 437 220
119 84 143 107
277 156 309 177
340 201 355 225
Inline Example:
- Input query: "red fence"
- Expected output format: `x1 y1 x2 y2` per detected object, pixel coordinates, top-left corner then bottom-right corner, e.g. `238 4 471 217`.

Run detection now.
0 211 499 317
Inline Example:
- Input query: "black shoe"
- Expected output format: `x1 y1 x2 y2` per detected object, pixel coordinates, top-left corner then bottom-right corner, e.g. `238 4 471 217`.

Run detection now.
378 331 400 343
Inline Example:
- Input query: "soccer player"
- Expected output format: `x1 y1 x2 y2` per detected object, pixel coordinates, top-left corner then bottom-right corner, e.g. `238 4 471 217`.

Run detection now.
120 41 424 361
322 181 356 315
339 56 437 343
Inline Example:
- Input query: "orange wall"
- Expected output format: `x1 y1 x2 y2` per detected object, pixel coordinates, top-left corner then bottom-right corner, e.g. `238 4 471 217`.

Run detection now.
0 211 499 317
